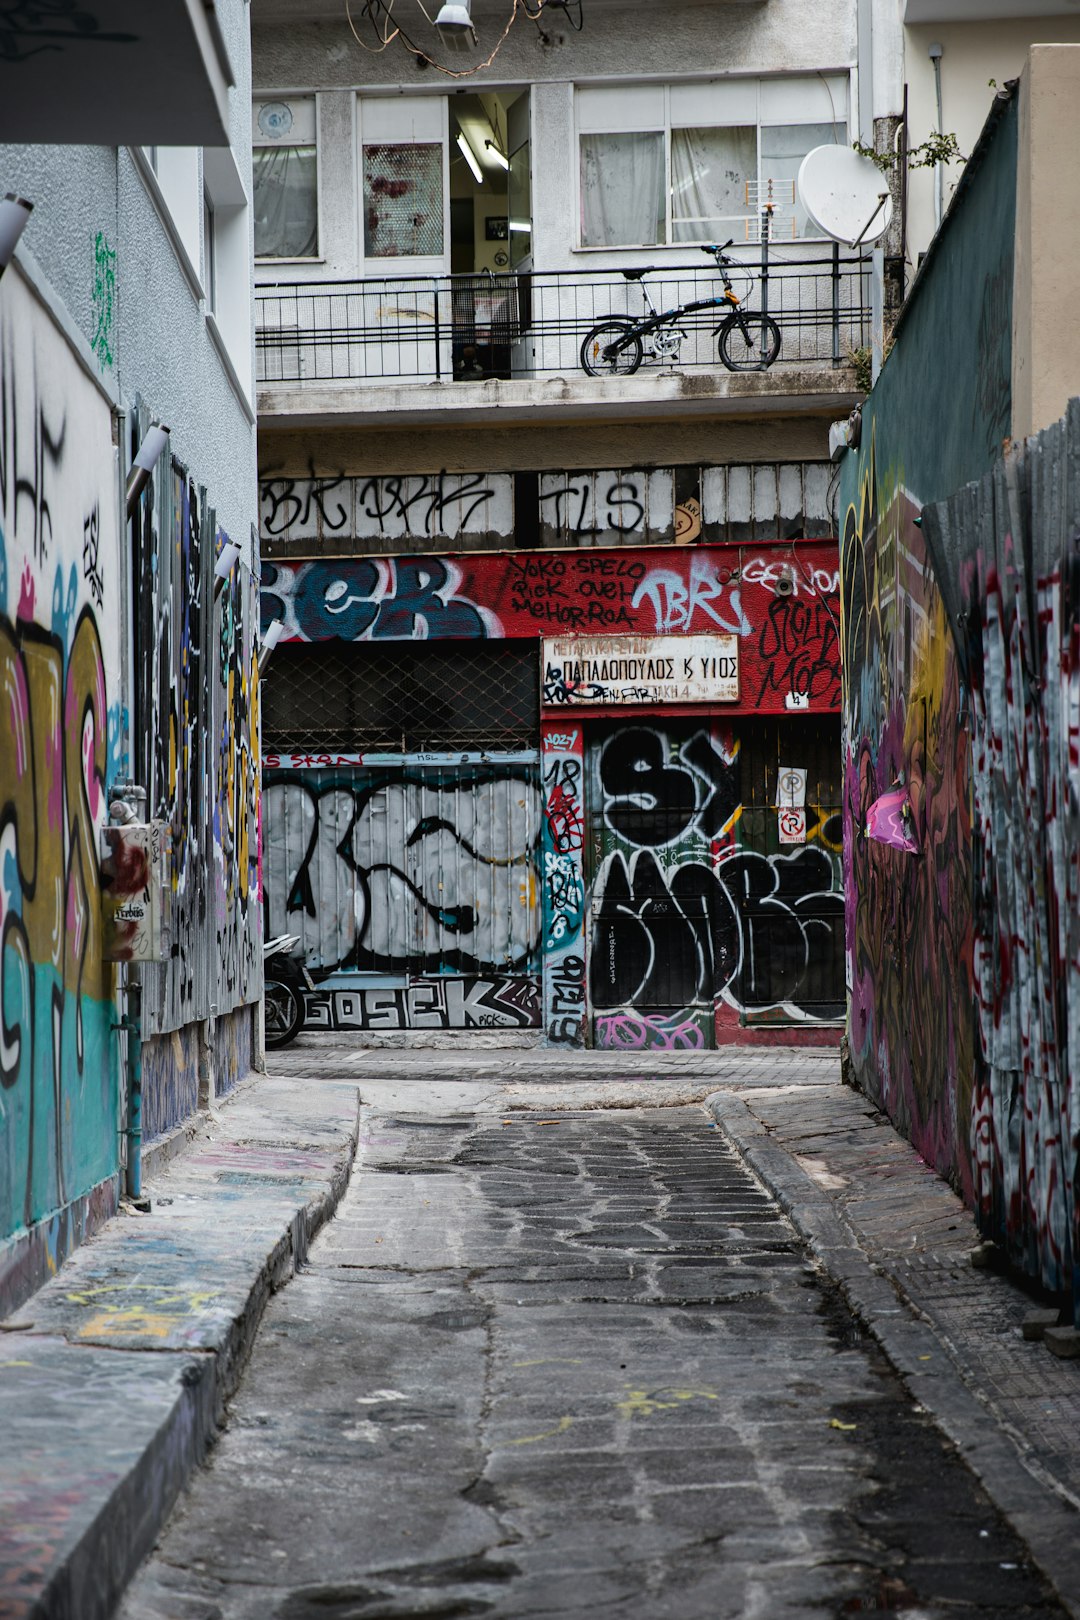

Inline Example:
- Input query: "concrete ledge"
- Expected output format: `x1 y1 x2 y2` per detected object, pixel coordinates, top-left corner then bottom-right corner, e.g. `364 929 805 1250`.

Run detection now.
706 1088 1080 1620
258 365 861 430
0 1075 361 1620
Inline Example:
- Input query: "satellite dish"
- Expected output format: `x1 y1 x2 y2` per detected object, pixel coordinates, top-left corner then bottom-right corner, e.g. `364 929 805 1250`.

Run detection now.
797 145 893 248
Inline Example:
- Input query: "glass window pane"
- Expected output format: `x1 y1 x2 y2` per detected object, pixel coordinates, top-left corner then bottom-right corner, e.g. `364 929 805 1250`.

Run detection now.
579 131 664 248
671 126 756 243
253 145 318 259
508 139 531 269
363 143 444 259
762 123 837 236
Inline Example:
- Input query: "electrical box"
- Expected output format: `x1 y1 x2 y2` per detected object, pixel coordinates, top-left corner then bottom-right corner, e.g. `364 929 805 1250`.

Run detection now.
101 822 167 962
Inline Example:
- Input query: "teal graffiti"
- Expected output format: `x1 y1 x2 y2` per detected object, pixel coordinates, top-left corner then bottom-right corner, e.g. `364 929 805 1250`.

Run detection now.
91 231 116 371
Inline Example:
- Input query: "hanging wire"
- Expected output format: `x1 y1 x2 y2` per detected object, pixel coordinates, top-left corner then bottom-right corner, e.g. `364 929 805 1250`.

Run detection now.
345 0 576 78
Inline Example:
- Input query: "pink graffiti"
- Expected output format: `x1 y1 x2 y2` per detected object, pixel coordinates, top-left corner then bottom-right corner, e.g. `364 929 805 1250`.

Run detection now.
595 1010 707 1051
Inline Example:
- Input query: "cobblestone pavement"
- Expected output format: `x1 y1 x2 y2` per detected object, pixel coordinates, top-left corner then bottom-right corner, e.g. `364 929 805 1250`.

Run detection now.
120 1092 1067 1620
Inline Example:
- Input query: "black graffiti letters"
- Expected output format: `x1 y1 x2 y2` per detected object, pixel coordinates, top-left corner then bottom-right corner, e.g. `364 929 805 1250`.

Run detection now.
600 727 738 848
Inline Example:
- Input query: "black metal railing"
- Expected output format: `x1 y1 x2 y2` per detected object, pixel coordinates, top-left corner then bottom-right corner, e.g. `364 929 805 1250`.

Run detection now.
255 246 870 388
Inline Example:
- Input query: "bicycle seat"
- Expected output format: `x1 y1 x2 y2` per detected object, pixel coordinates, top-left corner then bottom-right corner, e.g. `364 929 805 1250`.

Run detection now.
621 267 656 281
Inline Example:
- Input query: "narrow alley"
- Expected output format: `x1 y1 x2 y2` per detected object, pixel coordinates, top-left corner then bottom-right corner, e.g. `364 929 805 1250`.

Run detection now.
115 1054 1066 1620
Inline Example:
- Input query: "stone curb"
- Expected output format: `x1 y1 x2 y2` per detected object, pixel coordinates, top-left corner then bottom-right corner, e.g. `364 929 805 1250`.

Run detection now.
705 1088 1080 1620
0 1078 363 1620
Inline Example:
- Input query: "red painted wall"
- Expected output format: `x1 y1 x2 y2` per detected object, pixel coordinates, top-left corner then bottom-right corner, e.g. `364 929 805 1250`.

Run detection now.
261 541 841 716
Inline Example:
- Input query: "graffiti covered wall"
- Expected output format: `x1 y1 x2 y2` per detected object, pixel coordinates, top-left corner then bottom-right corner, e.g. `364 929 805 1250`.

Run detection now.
263 755 541 1030
540 723 586 1046
923 407 1080 1308
0 269 122 1267
134 447 261 1132
262 542 841 715
586 720 844 1051
838 89 1018 1194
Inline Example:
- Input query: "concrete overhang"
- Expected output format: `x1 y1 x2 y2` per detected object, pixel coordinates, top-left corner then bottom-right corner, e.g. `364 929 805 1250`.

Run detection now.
257 368 860 432
905 0 1080 18
0 1 234 145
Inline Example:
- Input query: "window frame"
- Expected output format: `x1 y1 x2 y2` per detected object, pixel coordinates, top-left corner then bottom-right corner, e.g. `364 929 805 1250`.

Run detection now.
356 93 451 274
573 74 850 252
252 91 323 265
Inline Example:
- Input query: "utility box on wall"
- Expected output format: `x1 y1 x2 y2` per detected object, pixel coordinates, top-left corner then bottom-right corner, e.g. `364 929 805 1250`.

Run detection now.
101 822 168 963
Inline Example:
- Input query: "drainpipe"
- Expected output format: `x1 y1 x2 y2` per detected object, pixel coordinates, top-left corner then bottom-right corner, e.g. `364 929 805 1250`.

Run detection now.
109 780 148 1202
119 968 144 1199
929 42 945 232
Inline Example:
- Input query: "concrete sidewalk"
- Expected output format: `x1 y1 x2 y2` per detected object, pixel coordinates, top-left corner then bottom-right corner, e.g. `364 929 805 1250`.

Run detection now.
0 1074 361 1620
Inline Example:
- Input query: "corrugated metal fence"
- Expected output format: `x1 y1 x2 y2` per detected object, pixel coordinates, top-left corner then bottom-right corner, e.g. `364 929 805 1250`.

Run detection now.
924 398 1080 1307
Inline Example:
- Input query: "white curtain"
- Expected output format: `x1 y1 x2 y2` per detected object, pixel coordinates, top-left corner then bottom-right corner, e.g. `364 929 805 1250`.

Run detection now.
580 131 665 248
671 126 756 244
253 146 318 259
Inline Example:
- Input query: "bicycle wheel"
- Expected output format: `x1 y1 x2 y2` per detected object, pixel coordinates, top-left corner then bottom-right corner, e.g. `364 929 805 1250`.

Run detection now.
264 978 305 1049
580 321 644 377
718 313 781 372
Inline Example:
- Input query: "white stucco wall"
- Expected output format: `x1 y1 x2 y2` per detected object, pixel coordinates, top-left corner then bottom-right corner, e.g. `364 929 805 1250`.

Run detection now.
253 0 859 283
0 0 257 562
904 14 1080 265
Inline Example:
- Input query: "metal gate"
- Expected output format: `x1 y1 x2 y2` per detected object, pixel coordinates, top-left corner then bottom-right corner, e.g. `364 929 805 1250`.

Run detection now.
586 717 843 1050
263 754 543 1033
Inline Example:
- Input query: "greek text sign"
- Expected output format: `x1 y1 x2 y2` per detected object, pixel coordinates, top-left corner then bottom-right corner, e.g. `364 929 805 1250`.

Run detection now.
543 635 739 706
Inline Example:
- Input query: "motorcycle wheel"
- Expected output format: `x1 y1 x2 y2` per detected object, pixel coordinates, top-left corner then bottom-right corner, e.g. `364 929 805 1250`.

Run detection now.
264 978 305 1049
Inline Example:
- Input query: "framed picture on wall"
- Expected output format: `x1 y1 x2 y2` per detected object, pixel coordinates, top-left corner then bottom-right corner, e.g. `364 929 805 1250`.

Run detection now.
485 217 509 241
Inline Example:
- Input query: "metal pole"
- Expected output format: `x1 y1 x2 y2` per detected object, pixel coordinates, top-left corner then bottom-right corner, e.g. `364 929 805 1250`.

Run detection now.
434 280 442 380
761 203 770 322
871 245 885 383
123 970 143 1200
832 241 841 367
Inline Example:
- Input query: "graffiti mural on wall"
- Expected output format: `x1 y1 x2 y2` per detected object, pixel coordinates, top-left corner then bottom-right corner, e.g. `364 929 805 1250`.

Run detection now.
263 544 841 714
260 470 514 549
263 760 541 1005
841 438 977 1193
587 722 844 1050
213 557 261 1021
540 724 586 1046
134 434 261 1135
304 976 540 1032
0 269 121 1245
923 411 1080 1305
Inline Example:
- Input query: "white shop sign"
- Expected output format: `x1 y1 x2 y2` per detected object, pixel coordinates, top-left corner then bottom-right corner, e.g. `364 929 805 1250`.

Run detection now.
543 634 739 706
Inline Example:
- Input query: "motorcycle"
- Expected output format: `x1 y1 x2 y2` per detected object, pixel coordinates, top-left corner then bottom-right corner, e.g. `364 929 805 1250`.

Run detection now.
263 934 316 1049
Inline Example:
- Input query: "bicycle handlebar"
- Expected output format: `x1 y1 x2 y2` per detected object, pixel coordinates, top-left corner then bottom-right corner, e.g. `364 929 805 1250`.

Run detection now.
699 239 735 255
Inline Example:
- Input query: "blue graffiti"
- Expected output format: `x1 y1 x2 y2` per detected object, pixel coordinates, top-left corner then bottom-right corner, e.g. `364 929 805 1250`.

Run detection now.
262 558 491 642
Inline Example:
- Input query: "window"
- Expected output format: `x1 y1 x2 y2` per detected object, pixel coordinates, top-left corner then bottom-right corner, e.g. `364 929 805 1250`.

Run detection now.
363 144 444 258
577 77 848 248
253 96 318 260
359 95 447 262
202 188 217 312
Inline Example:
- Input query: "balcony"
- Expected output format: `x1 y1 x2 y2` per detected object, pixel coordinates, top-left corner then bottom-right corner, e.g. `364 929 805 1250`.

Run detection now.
255 252 869 428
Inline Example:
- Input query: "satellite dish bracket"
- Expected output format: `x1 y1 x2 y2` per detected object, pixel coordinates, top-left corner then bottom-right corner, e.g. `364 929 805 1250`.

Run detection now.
850 192 891 251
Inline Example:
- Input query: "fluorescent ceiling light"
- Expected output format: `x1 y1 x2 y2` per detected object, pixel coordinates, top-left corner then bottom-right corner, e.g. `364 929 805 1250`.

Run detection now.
456 131 484 184
485 141 510 171
508 219 532 233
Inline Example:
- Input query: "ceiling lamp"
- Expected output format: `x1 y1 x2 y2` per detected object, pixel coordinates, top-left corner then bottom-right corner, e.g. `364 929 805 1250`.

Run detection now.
484 140 510 171
435 1 476 51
